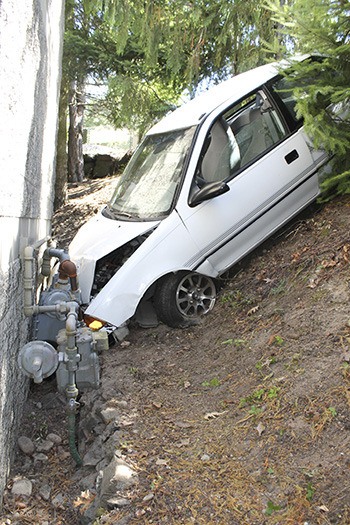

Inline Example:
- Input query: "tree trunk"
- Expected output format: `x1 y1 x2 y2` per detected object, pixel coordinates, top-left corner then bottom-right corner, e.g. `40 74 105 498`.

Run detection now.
54 78 69 211
68 79 85 183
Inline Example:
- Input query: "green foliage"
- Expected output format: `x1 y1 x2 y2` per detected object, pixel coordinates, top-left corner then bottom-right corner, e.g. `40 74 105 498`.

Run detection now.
306 481 315 502
267 0 350 199
239 386 280 411
101 74 180 137
273 335 284 347
201 377 221 387
64 0 280 137
265 500 282 515
328 406 337 417
220 289 254 308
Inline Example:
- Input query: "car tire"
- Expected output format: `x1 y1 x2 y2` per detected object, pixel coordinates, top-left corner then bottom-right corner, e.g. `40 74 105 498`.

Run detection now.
154 271 217 328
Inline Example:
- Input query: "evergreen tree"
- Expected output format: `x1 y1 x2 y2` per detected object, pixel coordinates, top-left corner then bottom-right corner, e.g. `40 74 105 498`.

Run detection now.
55 0 278 207
267 0 350 199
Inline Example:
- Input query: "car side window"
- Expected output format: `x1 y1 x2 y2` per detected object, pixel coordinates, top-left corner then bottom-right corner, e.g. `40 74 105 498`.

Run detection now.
268 76 304 130
198 90 287 185
229 92 286 167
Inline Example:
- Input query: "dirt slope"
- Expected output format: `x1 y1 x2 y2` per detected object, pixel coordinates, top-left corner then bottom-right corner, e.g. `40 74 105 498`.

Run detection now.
1 178 350 525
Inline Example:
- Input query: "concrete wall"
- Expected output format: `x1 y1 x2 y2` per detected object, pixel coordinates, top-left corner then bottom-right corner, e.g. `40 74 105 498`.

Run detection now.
0 0 65 506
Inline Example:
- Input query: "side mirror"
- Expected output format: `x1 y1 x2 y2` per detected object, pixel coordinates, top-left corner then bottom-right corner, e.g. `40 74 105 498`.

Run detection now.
189 180 230 207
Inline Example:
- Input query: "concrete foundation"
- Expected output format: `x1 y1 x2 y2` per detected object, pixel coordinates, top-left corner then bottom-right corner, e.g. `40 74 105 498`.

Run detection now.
0 0 65 506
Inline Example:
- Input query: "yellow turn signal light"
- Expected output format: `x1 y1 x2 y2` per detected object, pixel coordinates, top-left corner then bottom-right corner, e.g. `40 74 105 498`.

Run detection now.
84 315 105 331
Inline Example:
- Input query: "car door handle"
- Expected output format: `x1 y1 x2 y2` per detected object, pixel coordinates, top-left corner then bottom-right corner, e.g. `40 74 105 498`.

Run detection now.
285 149 299 164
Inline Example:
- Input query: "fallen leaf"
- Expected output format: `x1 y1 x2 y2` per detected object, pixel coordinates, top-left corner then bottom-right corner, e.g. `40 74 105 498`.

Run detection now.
318 504 329 512
73 490 95 510
256 422 265 436
155 459 167 466
291 247 309 262
204 411 227 420
120 418 134 427
321 259 337 268
247 305 259 316
152 401 162 409
307 277 319 288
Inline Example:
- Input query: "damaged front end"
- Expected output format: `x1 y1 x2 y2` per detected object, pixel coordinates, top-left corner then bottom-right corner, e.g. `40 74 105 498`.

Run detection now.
68 210 162 331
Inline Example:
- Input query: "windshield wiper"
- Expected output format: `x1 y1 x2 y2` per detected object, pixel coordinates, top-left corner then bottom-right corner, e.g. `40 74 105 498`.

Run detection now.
104 206 140 220
113 211 134 219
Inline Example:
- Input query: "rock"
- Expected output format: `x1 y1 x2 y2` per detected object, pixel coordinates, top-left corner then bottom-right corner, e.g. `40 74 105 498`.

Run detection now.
99 457 138 507
52 492 64 507
107 497 131 509
83 436 105 466
18 436 35 456
115 400 128 409
57 447 71 460
47 433 62 445
39 484 51 501
11 477 32 497
36 439 54 452
33 453 49 462
80 413 103 434
79 498 99 525
142 493 154 503
83 151 132 180
100 406 119 424
93 154 115 179
111 324 130 342
79 472 98 491
104 430 121 458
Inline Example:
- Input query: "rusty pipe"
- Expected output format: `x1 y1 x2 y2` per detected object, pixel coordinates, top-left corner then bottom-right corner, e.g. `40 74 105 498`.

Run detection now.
59 259 78 291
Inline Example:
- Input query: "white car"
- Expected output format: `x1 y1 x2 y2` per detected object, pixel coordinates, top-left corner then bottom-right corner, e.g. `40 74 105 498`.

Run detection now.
69 56 328 329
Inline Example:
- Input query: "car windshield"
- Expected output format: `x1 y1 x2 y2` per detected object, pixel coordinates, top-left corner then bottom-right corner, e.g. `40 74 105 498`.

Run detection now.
109 127 196 220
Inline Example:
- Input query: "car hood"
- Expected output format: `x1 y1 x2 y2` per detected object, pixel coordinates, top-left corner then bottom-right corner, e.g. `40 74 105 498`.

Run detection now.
69 208 160 302
69 208 159 261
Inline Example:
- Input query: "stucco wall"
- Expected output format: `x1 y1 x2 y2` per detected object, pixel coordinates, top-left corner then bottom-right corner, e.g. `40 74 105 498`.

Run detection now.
0 0 65 505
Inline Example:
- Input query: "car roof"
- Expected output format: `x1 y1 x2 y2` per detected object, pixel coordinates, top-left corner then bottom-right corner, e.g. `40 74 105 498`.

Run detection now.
148 55 309 135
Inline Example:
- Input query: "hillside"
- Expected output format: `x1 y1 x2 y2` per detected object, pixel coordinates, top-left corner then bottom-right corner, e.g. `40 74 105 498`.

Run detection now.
1 177 350 525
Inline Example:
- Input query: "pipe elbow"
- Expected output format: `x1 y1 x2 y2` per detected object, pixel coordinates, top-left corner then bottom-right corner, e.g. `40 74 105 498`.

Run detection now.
45 248 70 262
59 259 77 278
59 260 78 291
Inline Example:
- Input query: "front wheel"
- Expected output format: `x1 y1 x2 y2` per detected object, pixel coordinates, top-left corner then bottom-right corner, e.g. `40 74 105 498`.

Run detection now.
154 272 217 328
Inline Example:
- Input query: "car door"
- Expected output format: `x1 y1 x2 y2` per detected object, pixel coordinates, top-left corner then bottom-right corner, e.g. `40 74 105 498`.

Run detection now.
177 87 320 276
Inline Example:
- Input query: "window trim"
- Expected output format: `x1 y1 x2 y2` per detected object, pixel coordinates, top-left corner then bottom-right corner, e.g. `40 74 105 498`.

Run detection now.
193 82 295 188
265 75 304 132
